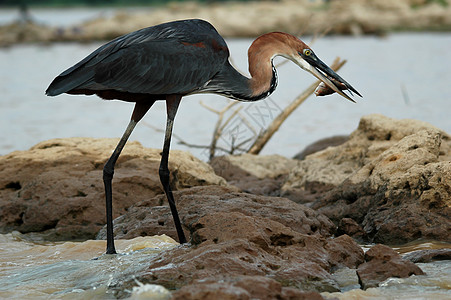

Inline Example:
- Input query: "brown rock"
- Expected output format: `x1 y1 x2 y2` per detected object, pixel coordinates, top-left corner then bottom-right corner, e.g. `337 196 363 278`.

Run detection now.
210 154 295 196
0 138 225 240
99 185 336 242
104 185 363 295
325 234 365 270
172 281 251 300
337 218 367 241
282 114 450 203
304 115 451 244
134 229 361 293
357 244 424 289
172 276 325 300
293 135 349 160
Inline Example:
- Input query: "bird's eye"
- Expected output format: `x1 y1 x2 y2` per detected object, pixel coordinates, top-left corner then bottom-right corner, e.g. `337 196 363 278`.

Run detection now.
303 49 312 56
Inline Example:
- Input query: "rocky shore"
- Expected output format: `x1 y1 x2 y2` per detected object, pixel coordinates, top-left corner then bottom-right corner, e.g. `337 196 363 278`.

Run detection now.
0 114 450 298
2 0 451 47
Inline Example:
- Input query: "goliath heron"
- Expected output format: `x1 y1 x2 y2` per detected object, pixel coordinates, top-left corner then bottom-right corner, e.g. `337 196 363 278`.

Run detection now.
46 19 361 254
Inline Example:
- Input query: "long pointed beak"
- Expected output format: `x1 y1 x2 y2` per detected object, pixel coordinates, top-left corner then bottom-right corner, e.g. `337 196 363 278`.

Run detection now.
294 53 362 102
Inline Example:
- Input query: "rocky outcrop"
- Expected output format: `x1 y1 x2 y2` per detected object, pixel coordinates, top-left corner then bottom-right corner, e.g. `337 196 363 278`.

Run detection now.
0 113 438 297
357 244 424 289
106 186 364 296
282 114 450 200
0 138 225 240
283 114 451 244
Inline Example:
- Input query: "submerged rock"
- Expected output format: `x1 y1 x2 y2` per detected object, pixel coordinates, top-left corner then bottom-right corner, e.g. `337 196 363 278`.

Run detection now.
403 248 451 263
0 138 225 240
357 244 424 289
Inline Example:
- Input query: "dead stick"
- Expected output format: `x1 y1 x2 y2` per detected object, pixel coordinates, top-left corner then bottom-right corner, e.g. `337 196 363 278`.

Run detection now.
209 102 240 159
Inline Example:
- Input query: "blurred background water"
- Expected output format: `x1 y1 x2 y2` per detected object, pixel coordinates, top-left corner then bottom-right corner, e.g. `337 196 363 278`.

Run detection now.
1 27 450 159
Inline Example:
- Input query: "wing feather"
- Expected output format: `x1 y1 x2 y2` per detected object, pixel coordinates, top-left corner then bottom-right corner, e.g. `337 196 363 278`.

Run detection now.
46 19 229 98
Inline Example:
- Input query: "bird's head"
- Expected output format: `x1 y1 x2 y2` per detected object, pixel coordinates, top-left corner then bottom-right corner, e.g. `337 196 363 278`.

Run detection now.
257 32 362 102
284 38 362 102
291 45 361 102
249 32 362 102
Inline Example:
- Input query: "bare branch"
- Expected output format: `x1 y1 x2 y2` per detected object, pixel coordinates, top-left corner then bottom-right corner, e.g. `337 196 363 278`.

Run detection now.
199 101 221 114
209 101 241 159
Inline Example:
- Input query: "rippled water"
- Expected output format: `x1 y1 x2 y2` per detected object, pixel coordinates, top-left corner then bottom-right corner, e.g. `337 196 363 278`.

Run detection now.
1 232 450 299
0 233 177 299
324 241 451 299
324 260 451 300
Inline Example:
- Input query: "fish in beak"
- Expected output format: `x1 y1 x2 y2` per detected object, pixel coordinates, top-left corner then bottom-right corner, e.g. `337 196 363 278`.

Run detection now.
294 48 362 102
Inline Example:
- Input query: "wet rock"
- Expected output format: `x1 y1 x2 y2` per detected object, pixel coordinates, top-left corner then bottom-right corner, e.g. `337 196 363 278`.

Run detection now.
131 220 362 294
330 267 360 291
0 138 226 240
210 154 295 196
103 185 363 295
403 248 451 263
172 276 325 300
337 218 367 242
357 244 424 289
324 234 365 270
98 185 336 242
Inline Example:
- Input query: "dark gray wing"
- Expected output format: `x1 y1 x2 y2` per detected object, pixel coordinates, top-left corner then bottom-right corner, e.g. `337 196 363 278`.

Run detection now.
46 19 229 96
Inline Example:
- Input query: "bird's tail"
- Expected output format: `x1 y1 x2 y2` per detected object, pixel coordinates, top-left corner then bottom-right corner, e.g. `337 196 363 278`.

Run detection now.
45 68 94 96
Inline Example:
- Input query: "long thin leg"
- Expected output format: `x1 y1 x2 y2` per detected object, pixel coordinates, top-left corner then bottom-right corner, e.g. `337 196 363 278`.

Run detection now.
160 95 187 244
103 102 153 254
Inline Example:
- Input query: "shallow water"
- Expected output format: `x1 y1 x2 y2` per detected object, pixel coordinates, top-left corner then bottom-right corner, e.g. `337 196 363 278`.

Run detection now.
324 241 451 300
324 260 451 299
1 33 450 160
1 232 450 299
0 233 178 299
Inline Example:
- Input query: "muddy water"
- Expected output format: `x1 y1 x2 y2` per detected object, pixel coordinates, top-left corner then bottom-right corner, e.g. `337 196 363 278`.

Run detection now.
324 241 451 299
0 233 178 299
1 232 450 299
324 259 451 299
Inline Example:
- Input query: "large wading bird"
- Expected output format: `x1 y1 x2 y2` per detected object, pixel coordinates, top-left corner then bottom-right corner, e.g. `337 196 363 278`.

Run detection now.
46 19 361 254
